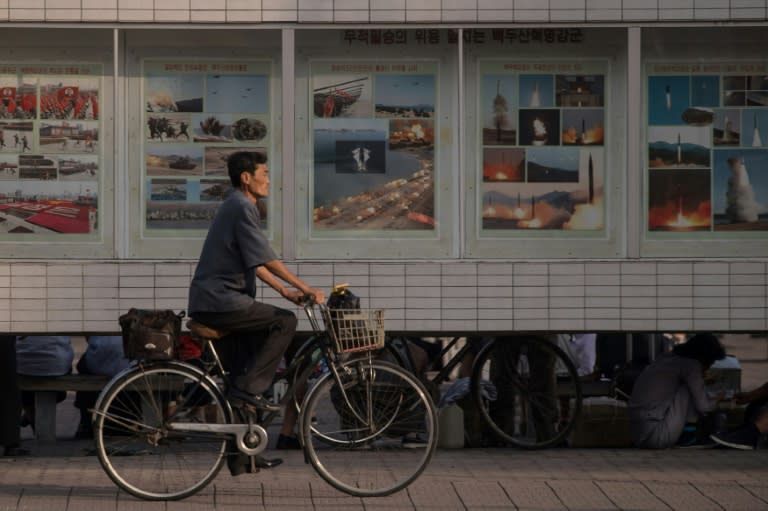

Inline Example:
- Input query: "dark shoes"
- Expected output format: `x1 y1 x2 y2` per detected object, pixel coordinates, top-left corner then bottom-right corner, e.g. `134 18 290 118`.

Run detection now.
227 387 282 412
227 453 284 476
710 424 759 450
276 434 301 450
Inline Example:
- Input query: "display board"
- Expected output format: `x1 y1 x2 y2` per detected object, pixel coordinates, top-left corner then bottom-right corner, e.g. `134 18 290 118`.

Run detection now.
645 62 768 237
0 63 102 240
141 60 272 238
310 61 438 234
476 59 608 237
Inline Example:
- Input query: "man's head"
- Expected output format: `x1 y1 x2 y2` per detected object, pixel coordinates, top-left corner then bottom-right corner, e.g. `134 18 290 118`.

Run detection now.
227 151 269 200
673 333 726 369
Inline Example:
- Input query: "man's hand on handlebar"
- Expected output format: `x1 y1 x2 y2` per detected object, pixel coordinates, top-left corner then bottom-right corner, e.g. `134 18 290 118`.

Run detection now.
284 287 325 306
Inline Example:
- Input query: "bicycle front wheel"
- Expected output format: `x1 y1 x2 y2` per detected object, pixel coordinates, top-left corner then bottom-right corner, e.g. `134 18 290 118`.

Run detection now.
471 337 582 449
93 362 232 500
301 359 437 497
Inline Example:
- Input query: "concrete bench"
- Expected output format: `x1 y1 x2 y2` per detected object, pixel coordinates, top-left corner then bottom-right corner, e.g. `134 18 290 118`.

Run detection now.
18 374 110 442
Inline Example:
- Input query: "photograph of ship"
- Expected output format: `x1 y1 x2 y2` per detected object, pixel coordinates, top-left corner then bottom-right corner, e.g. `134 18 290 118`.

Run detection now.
527 147 579 182
519 75 554 108
562 108 604 145
690 75 720 107
59 155 98 180
150 178 187 201
199 179 230 201
145 74 204 113
145 201 219 230
146 114 192 142
39 77 99 120
648 76 690 125
481 75 516 145
313 75 371 118
0 78 36 119
518 109 560 146
374 74 435 118
555 75 604 107
483 148 524 182
681 107 714 126
313 118 434 230
232 117 267 142
713 149 768 231
39 121 98 153
206 74 269 113
204 146 265 176
482 149 604 230
713 109 741 146
18 154 57 180
648 125 711 168
0 155 18 179
648 168 711 231
192 114 234 142
741 110 768 147
145 145 203 176
0 181 97 234
0 121 33 154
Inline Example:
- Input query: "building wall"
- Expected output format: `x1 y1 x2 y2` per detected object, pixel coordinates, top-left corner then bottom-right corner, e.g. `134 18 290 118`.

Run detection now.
1 6 767 335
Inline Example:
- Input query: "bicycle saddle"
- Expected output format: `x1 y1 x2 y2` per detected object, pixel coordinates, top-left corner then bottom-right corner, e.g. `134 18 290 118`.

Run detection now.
186 319 229 341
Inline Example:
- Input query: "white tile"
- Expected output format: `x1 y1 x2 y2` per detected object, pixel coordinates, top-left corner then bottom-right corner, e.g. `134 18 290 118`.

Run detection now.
730 308 764 319
442 297 477 309
192 0 225 7
621 286 655 297
657 262 693 274
407 319 442 331
12 321 48 331
659 0 693 7
585 286 620 297
585 319 622 330
622 297 656 308
10 299 44 311
264 0 296 7
407 263 442 276
155 265 191 277
368 297 406 309
10 0 42 6
372 0 404 8
732 8 768 18
84 309 117 321
550 287 583 298
478 297 513 309
477 287 513 298
441 308 476 320
118 264 154 276
515 319 549 331
658 6 692 17
730 319 766 331
191 10 226 21
46 276 82 288
119 276 154 288
443 275 478 287
694 262 728 274
550 319 585 330
119 288 154 299
693 285 730 297
45 8 82 20
622 8 659 20
585 274 620 286
12 275 45 287
551 0 584 7
371 275 405 287
405 308 441 320
155 298 188 310
478 274 514 286
370 286 405 298
550 308 585 319
730 296 766 308
47 288 82 299
694 296 729 308
47 265 83 276
731 0 763 6
369 9 406 21
11 288 45 299
332 275 369 288
156 276 190 287
262 9 299 20
515 275 548 287
621 309 656 320
730 262 766 274
47 309 83 321
514 263 548 275
585 262 620 274
84 321 120 332
441 9 477 21
621 274 656 286
658 274 693 286
405 286 441 298
514 286 547 298
83 0 116 6
621 262 656 274
550 9 586 20
478 318 515 330
334 9 370 21
407 9 441 21
155 288 187 299
477 9 515 21
0 265 8 276
84 264 119 276
621 319 656 330
406 297 440 308
550 274 584 286
658 308 693 319
587 0 621 7
119 298 156 310
443 287 478 299
370 264 405 275
442 0 472 8
84 298 119 309
657 319 693 331
658 296 693 308
693 318 730 330
12 264 45 276
693 8 729 19
585 308 621 319
515 0 544 8
693 307 729 319
85 275 118 287
514 297 548 309
586 296 619 308
657 285 692 297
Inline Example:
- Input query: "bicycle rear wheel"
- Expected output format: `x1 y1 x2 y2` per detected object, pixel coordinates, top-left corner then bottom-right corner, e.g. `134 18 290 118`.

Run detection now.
471 337 582 449
93 362 231 500
301 359 437 497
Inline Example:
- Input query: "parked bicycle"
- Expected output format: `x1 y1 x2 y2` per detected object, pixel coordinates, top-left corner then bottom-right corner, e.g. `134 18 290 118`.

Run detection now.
415 334 582 449
91 299 438 500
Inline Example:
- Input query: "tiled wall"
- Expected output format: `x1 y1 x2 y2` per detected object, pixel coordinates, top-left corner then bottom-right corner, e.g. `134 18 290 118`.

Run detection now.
0 0 765 23
2 260 766 334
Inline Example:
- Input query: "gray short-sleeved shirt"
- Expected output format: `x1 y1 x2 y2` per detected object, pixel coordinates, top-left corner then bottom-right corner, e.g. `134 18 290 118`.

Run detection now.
188 189 277 313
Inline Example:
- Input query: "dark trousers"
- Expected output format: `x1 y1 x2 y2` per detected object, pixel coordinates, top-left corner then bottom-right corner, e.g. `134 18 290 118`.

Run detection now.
192 301 297 396
0 336 21 447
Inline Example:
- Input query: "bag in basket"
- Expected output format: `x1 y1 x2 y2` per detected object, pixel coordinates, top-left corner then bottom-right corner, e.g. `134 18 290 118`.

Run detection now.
119 308 185 361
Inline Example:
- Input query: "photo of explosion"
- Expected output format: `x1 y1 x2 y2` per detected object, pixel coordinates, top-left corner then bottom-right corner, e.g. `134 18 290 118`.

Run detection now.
519 109 560 146
483 148 524 182
562 108 604 145
519 75 554 108
145 74 203 113
713 149 768 231
556 75 604 107
648 168 711 231
713 109 741 146
482 149 604 230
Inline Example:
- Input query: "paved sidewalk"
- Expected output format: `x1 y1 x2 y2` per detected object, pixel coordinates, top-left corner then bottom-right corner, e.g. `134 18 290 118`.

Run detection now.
1 439 766 511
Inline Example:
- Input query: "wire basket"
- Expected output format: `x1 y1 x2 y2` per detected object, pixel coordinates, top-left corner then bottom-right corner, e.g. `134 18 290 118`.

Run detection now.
321 308 385 354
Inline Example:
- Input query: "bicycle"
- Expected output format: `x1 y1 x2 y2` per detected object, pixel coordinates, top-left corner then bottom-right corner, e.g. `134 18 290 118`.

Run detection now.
418 334 582 449
91 300 438 500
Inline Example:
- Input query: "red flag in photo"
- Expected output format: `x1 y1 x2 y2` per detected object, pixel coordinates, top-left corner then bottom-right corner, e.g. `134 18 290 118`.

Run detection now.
1 87 15 99
57 86 78 101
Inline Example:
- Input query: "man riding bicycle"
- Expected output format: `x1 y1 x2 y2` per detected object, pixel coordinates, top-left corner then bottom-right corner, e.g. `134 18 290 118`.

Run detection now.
188 151 325 413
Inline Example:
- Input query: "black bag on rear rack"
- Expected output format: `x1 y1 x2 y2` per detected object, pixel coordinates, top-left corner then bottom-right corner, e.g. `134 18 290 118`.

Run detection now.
119 308 185 361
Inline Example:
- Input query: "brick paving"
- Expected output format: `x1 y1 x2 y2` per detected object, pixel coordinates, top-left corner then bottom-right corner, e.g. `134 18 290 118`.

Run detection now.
1 442 766 511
